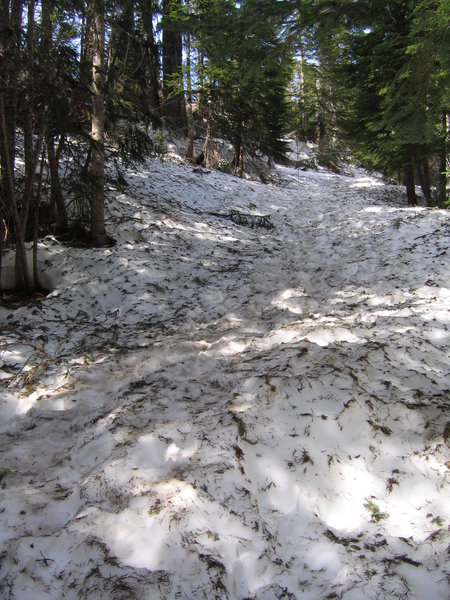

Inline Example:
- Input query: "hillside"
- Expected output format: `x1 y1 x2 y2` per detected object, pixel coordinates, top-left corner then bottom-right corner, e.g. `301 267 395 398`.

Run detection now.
0 155 449 599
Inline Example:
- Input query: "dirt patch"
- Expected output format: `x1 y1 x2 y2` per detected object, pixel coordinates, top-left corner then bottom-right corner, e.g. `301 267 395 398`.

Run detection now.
0 288 50 309
56 225 116 248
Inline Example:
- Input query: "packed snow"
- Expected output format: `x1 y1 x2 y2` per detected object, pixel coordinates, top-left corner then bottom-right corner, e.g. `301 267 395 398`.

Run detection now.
0 149 449 600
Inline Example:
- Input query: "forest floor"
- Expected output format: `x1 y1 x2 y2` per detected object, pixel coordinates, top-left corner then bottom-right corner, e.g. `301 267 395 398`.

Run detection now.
0 147 449 599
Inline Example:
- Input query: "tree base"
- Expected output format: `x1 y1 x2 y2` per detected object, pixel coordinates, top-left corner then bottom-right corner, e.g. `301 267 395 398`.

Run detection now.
56 225 116 248
0 287 50 309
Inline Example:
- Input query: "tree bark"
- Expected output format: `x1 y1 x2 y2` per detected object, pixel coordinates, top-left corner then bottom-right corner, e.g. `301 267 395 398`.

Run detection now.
33 147 45 288
416 157 432 206
21 0 45 237
185 25 195 159
316 39 331 158
202 95 216 168
0 95 31 290
46 134 68 232
0 0 35 290
90 0 108 246
162 0 186 127
80 7 93 104
0 0 21 187
234 138 244 177
297 32 307 136
437 109 449 207
41 0 68 232
404 162 417 206
0 211 5 291
139 0 161 118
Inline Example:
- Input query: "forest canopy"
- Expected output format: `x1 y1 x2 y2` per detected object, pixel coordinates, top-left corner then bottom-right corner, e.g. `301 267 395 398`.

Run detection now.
0 0 449 291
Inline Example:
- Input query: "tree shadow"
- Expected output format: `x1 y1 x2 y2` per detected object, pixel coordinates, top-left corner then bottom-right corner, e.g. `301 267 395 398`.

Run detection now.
0 159 448 598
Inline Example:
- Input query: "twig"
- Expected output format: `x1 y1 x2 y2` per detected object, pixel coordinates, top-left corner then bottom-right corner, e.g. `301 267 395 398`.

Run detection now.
36 551 54 566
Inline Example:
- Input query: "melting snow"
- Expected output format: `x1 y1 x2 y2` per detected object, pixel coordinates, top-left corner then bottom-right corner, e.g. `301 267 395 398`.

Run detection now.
0 154 449 599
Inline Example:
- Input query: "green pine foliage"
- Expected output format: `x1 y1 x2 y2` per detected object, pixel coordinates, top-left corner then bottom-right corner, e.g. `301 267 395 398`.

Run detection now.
189 0 293 171
331 0 448 202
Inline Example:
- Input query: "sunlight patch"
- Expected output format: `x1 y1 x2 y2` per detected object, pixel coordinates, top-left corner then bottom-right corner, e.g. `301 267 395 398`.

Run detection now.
349 177 384 188
271 288 306 315
304 326 362 347
304 540 342 573
126 434 196 471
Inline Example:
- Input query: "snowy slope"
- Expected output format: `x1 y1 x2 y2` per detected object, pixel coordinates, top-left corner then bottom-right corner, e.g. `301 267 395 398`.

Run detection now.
0 156 449 600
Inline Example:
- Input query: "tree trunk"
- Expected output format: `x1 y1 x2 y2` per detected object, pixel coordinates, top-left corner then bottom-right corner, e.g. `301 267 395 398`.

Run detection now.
416 158 432 206
234 138 244 177
437 109 449 207
41 0 68 232
0 95 31 290
21 0 44 234
185 25 195 160
79 8 93 104
297 33 307 135
0 211 5 291
46 134 68 232
404 162 417 206
316 41 330 158
33 147 45 288
0 0 34 291
139 0 161 118
203 117 212 167
0 0 22 230
162 0 186 127
90 0 108 246
197 48 206 114
0 0 21 187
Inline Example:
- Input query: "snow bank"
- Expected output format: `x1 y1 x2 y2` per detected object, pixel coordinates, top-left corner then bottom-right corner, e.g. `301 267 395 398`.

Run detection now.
0 156 449 599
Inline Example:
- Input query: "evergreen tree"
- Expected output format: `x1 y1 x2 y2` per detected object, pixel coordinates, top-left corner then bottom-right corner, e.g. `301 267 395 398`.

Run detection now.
89 0 108 245
334 0 448 204
161 0 187 127
193 0 293 173
408 0 450 205
137 0 162 118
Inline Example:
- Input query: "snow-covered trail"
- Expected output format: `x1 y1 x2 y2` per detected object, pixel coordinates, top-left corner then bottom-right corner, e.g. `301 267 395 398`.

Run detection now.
0 158 449 599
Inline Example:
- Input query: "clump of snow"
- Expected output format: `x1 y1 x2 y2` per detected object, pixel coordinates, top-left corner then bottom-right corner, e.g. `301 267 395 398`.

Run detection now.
0 150 449 599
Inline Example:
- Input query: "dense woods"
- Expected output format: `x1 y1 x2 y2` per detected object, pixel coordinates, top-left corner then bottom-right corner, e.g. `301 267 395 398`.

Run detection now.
0 0 449 291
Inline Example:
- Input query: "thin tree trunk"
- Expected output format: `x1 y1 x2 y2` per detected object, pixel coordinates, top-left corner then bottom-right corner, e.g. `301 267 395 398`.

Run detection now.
33 147 45 288
437 109 449 207
203 95 214 168
1 0 21 185
90 0 108 246
185 25 195 160
238 145 244 178
234 138 244 177
316 46 329 157
21 0 45 238
234 140 241 176
416 158 432 206
0 206 6 292
80 8 93 103
297 31 307 135
18 0 45 290
0 96 31 290
197 49 205 113
0 0 22 220
162 0 186 126
404 162 417 206
40 0 67 232
139 0 161 117
0 0 32 291
46 134 68 232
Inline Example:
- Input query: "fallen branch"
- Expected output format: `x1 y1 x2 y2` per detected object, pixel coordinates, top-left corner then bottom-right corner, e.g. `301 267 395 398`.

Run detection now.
229 209 274 229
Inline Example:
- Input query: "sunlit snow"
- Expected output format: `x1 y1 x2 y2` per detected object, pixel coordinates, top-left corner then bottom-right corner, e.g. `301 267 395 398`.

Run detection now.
0 146 449 599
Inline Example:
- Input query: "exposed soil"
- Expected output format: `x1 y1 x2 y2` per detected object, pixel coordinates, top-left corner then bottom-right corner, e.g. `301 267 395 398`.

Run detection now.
0 288 50 309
